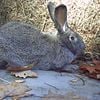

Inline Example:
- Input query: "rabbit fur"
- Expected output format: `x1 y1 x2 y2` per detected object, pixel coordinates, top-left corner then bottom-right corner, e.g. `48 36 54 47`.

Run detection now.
0 2 85 72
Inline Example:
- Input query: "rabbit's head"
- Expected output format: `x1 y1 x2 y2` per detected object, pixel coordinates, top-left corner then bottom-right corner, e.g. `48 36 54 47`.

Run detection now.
48 2 85 56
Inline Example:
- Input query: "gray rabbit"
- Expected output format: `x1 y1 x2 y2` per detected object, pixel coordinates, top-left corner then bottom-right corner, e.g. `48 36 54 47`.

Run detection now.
0 2 85 72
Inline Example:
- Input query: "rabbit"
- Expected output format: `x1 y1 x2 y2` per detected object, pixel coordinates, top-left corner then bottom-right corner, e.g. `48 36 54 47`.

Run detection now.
0 2 85 72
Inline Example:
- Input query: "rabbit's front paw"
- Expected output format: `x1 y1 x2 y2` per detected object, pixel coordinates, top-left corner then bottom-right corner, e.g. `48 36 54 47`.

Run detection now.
61 64 79 73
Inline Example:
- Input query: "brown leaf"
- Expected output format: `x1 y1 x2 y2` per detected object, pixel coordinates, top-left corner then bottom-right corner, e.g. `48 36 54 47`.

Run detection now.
0 82 31 99
80 60 100 80
12 93 33 100
80 66 98 74
6 65 32 72
43 91 89 100
6 61 39 72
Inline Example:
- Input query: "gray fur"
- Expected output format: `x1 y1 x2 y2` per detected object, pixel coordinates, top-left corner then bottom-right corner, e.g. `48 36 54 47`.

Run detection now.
0 2 85 71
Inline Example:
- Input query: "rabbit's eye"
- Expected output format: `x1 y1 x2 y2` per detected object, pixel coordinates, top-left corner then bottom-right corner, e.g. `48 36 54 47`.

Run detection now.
69 34 77 42
71 36 74 40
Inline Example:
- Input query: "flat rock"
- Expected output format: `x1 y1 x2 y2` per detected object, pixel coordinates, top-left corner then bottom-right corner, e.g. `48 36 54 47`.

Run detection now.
0 70 100 100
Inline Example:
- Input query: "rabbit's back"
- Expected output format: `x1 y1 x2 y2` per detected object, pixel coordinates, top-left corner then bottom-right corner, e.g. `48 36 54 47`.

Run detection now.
0 22 56 68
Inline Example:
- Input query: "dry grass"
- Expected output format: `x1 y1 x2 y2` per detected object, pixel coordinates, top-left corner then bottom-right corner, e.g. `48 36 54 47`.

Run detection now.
0 0 100 53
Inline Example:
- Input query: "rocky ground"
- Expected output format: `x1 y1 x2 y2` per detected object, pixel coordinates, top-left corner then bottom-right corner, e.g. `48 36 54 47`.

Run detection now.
0 70 100 100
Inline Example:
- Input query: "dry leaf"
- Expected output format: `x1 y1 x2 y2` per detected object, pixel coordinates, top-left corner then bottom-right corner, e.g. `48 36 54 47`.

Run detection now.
0 82 31 99
7 65 33 72
11 70 38 78
6 62 38 72
80 60 100 80
80 66 97 74
12 92 33 100
42 91 89 100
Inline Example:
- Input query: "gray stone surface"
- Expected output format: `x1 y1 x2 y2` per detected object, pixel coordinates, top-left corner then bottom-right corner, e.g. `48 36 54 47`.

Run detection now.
0 70 100 100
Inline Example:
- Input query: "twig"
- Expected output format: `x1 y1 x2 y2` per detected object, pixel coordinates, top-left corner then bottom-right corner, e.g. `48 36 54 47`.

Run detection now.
41 0 48 32
45 82 59 90
74 75 85 85
41 14 48 32
0 77 11 84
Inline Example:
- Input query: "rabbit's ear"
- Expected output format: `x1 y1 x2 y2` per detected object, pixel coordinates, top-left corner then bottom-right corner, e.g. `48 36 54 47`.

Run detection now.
47 2 56 23
54 4 67 32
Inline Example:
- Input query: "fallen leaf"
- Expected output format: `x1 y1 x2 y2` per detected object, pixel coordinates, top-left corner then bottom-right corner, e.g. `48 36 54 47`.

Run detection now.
12 92 33 100
80 66 98 74
7 65 32 72
42 91 89 100
0 82 31 99
6 61 39 72
11 70 38 78
80 60 100 80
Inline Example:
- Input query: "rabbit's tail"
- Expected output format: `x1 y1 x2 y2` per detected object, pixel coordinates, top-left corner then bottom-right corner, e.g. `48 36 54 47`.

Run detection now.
0 60 8 69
